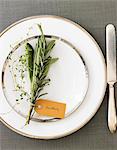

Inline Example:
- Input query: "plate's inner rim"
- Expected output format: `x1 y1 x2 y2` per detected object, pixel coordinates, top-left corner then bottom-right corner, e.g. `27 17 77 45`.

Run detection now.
2 35 89 123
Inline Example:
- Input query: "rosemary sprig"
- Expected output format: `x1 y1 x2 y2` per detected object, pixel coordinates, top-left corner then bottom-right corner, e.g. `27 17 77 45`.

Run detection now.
25 25 58 125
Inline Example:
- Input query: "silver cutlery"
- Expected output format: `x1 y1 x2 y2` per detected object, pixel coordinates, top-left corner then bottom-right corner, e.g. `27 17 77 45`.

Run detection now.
106 24 117 133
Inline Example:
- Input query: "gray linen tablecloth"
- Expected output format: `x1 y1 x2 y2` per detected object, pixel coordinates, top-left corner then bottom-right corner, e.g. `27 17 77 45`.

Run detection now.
0 0 117 150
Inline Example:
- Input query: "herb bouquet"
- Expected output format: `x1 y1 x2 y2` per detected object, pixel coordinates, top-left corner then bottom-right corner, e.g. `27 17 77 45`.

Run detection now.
25 25 58 124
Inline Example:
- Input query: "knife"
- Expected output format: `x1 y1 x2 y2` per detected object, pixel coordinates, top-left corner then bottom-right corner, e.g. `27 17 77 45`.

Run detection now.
106 24 117 133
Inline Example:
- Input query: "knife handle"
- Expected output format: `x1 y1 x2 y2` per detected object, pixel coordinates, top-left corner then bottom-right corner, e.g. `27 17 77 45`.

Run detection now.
108 83 117 133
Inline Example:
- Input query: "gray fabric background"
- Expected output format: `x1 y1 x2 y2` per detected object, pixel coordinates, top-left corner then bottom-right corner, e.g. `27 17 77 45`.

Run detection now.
0 0 117 150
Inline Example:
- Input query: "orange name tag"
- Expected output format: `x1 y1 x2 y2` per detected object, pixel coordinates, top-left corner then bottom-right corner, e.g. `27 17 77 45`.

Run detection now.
34 99 66 118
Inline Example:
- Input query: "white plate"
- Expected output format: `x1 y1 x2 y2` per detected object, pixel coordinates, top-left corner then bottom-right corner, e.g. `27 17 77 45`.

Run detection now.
2 35 88 121
0 15 106 139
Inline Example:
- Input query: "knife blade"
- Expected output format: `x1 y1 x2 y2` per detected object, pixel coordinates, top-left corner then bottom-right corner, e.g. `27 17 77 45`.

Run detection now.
106 24 117 133
106 24 116 83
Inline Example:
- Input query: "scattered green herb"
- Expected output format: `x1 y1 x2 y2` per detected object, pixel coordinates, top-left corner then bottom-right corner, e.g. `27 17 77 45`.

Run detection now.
8 25 58 125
